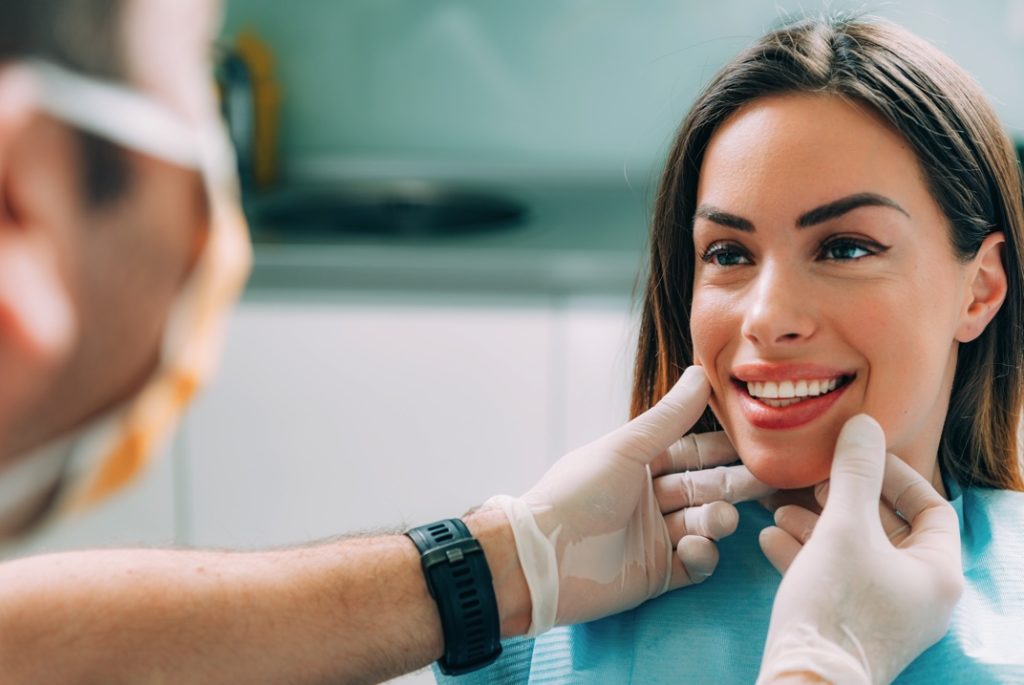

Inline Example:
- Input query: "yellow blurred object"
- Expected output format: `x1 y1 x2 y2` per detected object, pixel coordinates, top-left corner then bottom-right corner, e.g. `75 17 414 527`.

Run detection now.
233 29 281 189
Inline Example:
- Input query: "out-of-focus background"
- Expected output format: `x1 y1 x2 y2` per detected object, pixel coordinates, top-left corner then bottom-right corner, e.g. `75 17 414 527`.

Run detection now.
13 1 1024 682
224 0 1024 180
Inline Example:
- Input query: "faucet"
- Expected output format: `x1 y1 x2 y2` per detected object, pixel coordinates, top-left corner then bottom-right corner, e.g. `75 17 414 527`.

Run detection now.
216 31 281 192
217 46 256 190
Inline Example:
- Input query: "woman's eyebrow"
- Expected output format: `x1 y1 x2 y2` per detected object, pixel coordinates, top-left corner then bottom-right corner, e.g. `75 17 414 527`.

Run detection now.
694 192 910 232
693 206 754 231
797 192 911 227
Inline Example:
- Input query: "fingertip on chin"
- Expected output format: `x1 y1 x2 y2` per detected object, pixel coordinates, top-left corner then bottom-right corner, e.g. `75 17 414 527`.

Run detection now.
772 504 793 527
838 413 886 448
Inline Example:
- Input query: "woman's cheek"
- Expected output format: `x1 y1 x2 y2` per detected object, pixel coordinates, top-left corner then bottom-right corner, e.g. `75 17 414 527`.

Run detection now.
690 292 736 401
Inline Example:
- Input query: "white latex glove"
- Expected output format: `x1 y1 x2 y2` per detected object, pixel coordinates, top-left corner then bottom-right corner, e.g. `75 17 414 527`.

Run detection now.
486 366 773 635
756 415 964 685
652 428 774 570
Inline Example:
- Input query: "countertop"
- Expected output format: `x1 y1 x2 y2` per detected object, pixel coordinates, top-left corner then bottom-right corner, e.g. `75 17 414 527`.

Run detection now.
244 177 655 295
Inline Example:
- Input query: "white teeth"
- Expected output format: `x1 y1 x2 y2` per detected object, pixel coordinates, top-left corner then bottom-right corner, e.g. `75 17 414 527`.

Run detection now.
746 376 846 403
761 397 802 408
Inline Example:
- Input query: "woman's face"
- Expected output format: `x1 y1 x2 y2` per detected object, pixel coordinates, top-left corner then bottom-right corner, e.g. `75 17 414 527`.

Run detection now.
690 93 975 491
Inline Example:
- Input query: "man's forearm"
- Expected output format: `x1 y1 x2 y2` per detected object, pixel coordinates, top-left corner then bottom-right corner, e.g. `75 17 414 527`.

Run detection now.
0 508 529 684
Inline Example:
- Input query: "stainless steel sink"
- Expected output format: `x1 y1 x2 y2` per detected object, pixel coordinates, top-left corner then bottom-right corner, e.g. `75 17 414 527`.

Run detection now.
245 181 527 238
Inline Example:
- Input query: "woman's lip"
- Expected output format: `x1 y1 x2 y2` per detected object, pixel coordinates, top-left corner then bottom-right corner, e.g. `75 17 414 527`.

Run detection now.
731 362 855 382
733 377 852 430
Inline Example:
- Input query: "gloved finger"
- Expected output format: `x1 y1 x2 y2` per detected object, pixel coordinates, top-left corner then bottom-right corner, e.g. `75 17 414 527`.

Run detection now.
650 431 738 477
773 504 819 545
664 501 739 543
814 479 830 510
820 464 911 544
881 452 946 525
760 488 822 516
669 534 719 589
819 414 886 524
654 463 775 513
879 500 912 545
880 452 961 559
608 366 710 466
758 526 802 574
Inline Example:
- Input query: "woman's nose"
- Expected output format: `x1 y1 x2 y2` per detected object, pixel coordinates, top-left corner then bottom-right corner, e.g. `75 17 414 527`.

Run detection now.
740 263 817 347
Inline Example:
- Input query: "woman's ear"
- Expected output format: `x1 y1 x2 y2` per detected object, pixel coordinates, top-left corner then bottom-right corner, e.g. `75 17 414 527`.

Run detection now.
955 232 1008 343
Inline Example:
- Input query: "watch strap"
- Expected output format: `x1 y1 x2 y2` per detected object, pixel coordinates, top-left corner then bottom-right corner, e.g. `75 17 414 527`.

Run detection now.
406 518 502 675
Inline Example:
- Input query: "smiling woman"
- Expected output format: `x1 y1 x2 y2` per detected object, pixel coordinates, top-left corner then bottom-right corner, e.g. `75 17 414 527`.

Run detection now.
442 13 1024 684
633 21 1024 500
636 37 1024 501
687 92 1008 493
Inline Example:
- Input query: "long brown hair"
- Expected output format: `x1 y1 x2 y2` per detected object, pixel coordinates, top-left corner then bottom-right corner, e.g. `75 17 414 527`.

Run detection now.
632 15 1024 491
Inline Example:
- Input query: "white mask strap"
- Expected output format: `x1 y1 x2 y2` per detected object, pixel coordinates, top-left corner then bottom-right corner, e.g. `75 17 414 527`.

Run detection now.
24 59 202 169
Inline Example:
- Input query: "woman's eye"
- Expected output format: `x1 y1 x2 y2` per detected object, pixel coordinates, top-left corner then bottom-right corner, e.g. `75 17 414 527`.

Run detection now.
819 239 877 261
701 243 751 267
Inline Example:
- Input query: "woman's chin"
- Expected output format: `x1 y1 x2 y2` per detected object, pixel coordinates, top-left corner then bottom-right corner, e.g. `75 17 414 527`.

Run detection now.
740 448 832 490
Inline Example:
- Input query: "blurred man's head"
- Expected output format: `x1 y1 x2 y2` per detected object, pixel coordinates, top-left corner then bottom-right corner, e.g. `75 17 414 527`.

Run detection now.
0 0 222 464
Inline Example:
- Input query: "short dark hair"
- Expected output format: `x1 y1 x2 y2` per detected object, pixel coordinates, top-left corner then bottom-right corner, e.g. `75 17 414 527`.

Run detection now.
633 14 1024 491
0 0 130 204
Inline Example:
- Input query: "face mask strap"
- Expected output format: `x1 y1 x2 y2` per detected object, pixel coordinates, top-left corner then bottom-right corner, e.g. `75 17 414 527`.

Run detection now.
25 59 202 169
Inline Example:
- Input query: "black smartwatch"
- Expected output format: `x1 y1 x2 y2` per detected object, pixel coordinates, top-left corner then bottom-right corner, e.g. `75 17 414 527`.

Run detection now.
406 519 502 675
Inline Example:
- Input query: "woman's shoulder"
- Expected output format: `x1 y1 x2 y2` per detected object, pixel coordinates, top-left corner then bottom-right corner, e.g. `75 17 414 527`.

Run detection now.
959 485 1024 560
933 486 1024 682
962 484 1024 518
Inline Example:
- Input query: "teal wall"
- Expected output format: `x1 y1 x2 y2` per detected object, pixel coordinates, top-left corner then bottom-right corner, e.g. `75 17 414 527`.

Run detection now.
222 0 1024 181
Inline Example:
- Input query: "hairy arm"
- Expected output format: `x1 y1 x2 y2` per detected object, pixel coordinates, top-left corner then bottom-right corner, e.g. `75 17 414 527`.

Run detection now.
0 507 529 685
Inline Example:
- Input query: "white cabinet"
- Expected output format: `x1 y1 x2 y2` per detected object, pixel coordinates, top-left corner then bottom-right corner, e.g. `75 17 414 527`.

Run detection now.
180 292 562 548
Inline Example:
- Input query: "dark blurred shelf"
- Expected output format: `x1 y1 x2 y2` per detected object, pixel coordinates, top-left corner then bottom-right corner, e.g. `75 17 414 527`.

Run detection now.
244 178 653 295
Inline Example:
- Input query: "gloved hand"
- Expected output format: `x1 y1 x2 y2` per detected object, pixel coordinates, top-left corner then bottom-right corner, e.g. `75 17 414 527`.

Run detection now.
486 366 773 635
756 414 964 685
651 426 774 576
